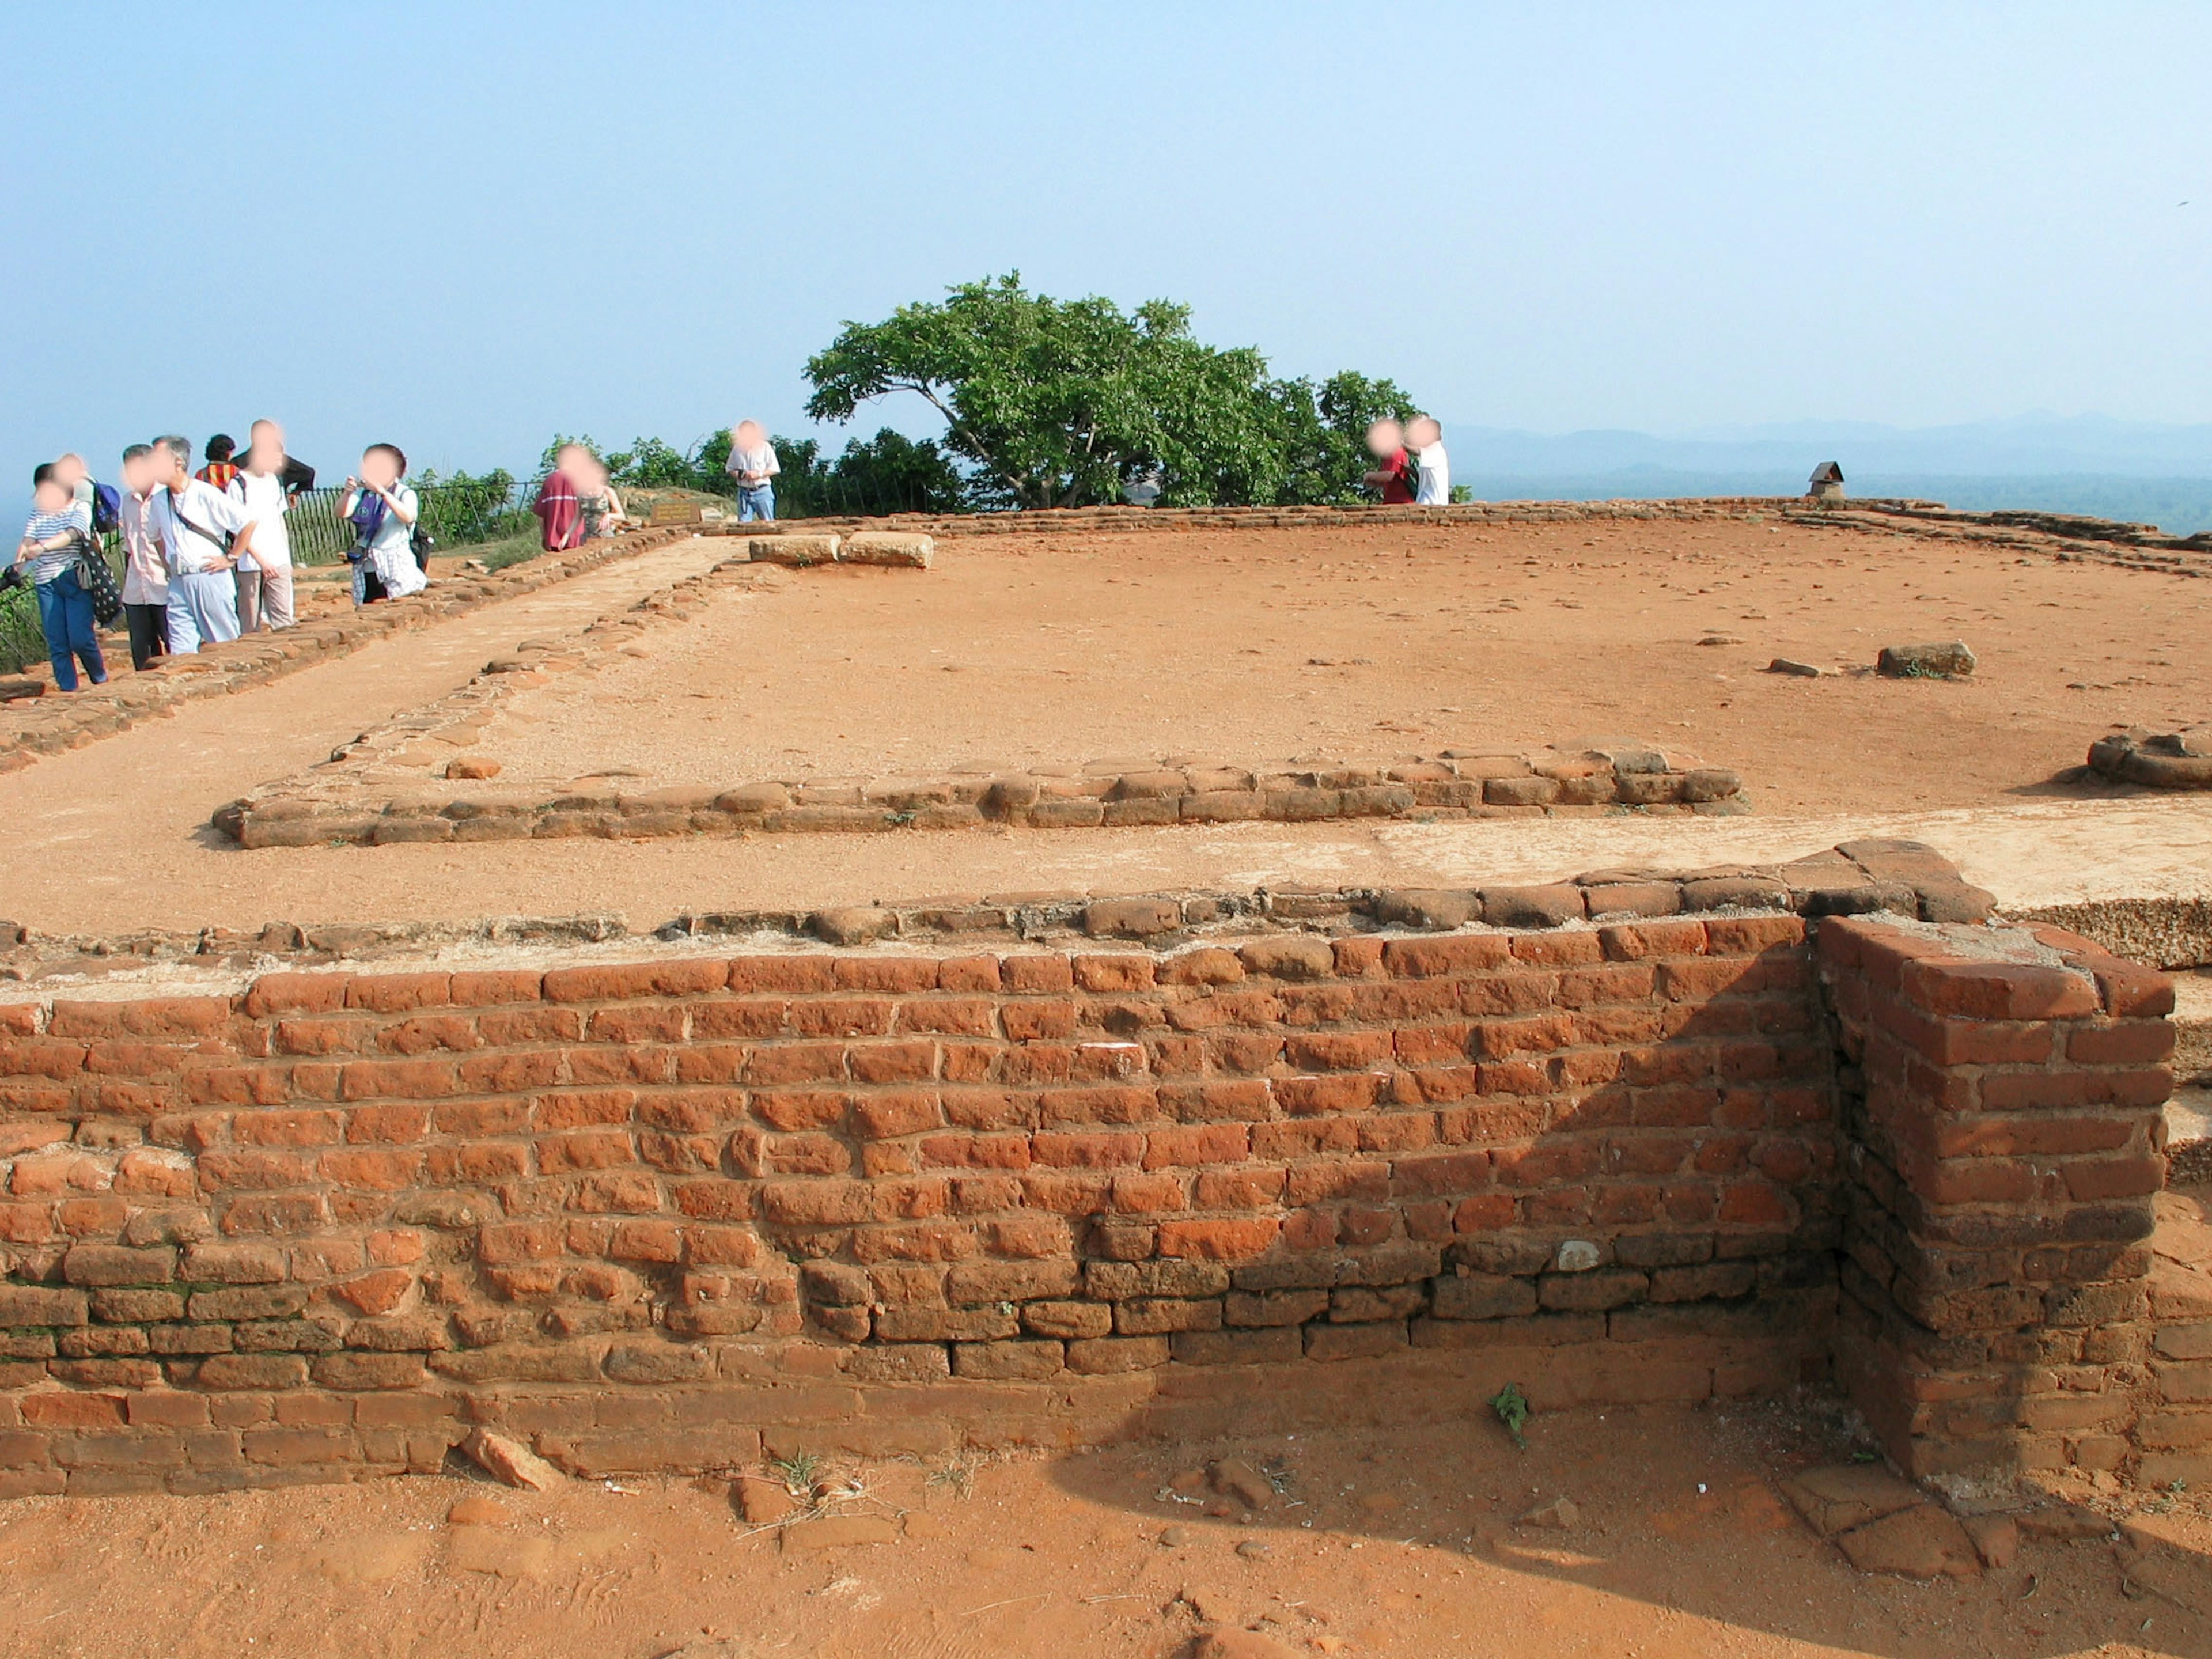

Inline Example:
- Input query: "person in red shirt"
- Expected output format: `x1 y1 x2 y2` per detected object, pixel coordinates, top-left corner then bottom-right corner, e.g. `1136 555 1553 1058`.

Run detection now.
1361 418 1417 503
196 434 240 492
532 444 588 551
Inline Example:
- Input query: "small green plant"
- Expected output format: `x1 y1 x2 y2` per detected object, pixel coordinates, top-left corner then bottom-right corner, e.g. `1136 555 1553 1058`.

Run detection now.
767 1451 822 1495
1490 1382 1530 1449
925 1450 984 1500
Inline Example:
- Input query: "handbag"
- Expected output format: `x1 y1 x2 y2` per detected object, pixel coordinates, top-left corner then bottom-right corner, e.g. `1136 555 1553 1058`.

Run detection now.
70 532 124 626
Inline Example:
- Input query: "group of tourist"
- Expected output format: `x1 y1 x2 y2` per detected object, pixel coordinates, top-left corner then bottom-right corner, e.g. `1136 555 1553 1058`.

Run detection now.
529 443 630 552
528 420 780 553
14 411 1441 694
1362 416 1452 506
10 426 427 692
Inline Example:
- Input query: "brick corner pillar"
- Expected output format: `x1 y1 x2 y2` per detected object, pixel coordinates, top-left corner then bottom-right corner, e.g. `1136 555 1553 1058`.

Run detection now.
1816 913 2174 1478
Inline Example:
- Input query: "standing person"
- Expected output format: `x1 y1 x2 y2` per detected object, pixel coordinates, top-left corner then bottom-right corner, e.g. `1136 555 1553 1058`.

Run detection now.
340 443 426 604
196 434 240 491
531 444 586 551
228 425 296 631
147 433 253 652
115 443 169 670
12 464 107 691
1360 418 1418 504
724 421 779 522
1406 415 1450 506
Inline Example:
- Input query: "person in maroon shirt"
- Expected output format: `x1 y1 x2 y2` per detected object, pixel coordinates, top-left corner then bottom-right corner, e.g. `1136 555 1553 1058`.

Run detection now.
1362 418 1418 503
532 445 589 551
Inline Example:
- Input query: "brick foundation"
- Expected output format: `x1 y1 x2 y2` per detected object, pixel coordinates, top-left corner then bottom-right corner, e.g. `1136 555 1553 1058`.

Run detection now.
0 872 2177 1497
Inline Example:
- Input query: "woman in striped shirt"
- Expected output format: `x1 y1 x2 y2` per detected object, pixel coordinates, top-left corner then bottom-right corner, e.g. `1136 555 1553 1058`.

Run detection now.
10 463 108 690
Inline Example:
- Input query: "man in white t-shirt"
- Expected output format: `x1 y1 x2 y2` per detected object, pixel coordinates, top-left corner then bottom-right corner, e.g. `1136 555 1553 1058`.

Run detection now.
724 419 780 522
146 433 256 653
229 420 296 631
1406 415 1451 506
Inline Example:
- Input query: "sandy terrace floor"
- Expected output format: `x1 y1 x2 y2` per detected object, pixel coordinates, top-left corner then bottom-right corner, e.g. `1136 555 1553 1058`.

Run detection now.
0 518 2207 938
2 1399 2205 1659
456 517 2209 813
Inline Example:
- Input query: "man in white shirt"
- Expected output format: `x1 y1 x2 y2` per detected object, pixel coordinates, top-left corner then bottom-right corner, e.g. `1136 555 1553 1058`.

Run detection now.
115 444 170 670
146 433 256 653
723 419 780 522
229 419 296 631
1407 415 1451 506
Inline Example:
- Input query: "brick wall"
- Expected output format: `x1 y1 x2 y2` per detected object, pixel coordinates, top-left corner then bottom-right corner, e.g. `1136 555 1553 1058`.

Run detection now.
1816 916 2173 1479
0 914 1842 1495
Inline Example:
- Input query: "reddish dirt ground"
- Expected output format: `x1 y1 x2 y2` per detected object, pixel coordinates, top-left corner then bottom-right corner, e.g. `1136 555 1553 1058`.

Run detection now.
0 515 2207 940
2 1397 2205 1659
465 517 2209 812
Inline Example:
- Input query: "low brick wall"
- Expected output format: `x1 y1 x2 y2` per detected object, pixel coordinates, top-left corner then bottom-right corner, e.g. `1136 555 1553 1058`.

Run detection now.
1 913 1842 1494
0 870 2176 1496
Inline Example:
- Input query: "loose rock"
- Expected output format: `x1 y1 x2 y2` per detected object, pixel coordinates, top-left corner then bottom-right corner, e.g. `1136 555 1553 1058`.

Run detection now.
1877 640 1976 679
1766 658 1822 677
1962 1513 2019 1569
1518 1497 1580 1530
1210 1458 1275 1511
462 1428 565 1492
1779 1464 1924 1537
734 1479 794 1525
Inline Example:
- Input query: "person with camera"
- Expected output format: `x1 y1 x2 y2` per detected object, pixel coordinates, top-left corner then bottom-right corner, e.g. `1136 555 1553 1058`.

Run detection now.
146 433 255 653
340 443 426 605
10 461 109 691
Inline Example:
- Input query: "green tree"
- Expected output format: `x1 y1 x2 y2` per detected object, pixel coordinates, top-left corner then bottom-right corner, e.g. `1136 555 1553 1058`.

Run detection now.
804 274 1420 510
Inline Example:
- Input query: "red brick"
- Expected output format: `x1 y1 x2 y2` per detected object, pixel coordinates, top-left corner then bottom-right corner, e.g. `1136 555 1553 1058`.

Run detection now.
1381 935 1513 978
537 1130 632 1172
2066 1022 2177 1066
243 973 353 1017
1510 932 1605 967
2092 962 2174 1018
344 972 452 1013
1003 956 1074 994
1286 1031 1395 1071
1599 921 1708 961
783 998 892 1039
1934 1115 2140 1159
1922 1158 2035 1205
1029 1131 1145 1169
1158 1218 1281 1260
1275 1074 1384 1116
338 1059 457 1100
229 1109 342 1147
345 1103 432 1142
1899 959 2100 1021
1111 1172 1188 1213
446 969 544 1006
1980 1067 2170 1112
1072 956 1156 993
2063 1157 2166 1201
320 1148 424 1190
744 1044 848 1086
725 956 838 995
1143 1124 1251 1169
760 1181 872 1225
1196 1167 1287 1209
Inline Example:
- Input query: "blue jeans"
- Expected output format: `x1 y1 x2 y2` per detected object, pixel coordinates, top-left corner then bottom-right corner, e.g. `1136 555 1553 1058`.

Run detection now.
35 567 107 691
738 485 775 523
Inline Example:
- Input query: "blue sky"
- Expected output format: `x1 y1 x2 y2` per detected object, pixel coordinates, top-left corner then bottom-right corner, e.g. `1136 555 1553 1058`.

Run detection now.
3 2 2209 487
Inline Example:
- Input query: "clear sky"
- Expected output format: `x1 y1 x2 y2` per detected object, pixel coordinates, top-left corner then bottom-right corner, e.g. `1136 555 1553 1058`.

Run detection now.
3 2 2208 487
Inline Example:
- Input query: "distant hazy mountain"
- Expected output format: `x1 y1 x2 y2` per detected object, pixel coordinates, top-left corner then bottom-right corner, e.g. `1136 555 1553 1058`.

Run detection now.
1455 414 2212 479
1449 416 2212 533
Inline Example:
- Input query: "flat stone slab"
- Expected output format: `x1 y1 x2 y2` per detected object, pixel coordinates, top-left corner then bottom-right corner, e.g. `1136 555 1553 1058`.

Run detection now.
1833 1503 1982 1578
1781 1463 1926 1536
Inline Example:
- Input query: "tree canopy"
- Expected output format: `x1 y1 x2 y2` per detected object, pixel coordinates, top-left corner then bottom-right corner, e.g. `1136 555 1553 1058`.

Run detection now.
804 274 1418 510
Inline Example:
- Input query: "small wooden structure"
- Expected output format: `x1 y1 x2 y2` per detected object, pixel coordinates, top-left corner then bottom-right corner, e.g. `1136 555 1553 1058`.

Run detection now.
1808 461 1846 504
